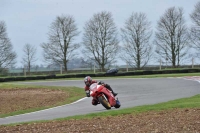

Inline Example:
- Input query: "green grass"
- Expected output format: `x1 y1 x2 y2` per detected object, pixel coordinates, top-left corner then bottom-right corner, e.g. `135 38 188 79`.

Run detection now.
119 72 200 78
0 83 85 118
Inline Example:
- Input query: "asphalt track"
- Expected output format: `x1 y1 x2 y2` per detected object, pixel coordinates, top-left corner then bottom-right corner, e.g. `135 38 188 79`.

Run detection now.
0 77 200 125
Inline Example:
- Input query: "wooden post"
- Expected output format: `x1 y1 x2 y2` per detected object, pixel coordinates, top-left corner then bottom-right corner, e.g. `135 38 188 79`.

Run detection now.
94 64 96 73
192 57 194 68
60 64 62 74
24 65 26 76
126 61 128 72
160 59 162 70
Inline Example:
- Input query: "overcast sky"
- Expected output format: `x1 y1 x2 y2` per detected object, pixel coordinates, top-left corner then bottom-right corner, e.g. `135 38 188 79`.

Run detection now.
1 0 199 67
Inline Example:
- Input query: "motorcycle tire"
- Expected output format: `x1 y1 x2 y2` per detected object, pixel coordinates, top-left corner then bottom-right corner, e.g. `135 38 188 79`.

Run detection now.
98 96 111 110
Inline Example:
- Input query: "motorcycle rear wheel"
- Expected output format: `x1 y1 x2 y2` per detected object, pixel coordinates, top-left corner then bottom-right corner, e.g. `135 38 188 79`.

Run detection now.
98 96 111 110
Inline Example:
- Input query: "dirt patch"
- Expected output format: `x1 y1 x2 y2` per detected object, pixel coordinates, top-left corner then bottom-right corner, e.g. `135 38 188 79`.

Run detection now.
0 108 199 133
0 88 68 114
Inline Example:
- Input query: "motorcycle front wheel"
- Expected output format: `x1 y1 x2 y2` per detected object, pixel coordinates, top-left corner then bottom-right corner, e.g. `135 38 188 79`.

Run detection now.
98 96 111 110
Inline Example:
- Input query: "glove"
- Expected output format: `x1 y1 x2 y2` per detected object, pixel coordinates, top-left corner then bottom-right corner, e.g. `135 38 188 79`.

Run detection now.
85 90 90 97
98 81 104 85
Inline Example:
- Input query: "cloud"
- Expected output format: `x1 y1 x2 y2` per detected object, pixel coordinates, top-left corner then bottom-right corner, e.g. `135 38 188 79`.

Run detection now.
1 0 199 67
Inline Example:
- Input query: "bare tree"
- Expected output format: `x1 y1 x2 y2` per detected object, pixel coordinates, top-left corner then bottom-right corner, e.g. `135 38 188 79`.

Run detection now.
0 21 17 69
82 11 119 71
120 12 153 70
41 15 80 72
154 7 190 68
22 43 37 73
190 1 200 55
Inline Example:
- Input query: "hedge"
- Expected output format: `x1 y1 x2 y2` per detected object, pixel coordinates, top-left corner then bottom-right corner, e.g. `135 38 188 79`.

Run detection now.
0 69 200 82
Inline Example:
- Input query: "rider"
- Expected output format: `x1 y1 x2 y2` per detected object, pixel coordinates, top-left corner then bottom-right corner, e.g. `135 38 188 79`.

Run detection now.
84 76 118 105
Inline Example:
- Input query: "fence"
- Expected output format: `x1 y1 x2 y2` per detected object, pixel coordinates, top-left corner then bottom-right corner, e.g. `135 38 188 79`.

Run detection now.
0 68 200 82
1 64 200 77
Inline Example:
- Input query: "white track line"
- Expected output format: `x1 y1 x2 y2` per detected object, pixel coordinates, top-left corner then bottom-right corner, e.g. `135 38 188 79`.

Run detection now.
181 76 200 83
3 97 88 119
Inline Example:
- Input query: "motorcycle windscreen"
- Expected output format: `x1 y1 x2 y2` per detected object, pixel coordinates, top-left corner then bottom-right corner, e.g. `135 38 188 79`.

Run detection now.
89 83 98 91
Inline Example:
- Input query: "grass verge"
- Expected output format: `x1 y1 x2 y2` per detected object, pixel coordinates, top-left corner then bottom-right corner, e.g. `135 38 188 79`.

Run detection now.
123 72 200 78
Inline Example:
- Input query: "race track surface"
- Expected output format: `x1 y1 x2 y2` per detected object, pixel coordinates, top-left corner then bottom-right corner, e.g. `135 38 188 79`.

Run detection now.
0 77 200 125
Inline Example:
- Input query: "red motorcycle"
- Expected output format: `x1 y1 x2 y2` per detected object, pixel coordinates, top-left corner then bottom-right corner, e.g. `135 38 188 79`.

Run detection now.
88 83 121 110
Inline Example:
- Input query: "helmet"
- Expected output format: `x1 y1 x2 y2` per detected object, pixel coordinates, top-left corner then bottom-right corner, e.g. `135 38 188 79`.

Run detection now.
84 76 92 86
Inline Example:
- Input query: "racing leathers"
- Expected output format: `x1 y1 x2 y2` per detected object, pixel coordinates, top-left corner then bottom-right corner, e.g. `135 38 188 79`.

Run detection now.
84 80 117 105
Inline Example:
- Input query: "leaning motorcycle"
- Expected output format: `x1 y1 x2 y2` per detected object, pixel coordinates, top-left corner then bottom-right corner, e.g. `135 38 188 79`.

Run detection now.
87 83 121 110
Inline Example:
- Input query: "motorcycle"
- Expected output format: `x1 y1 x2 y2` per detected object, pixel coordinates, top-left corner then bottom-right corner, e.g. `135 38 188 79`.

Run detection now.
88 83 121 110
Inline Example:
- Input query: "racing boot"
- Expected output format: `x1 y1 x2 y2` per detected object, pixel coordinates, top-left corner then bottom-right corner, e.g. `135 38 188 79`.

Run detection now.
106 85 118 96
112 91 118 97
